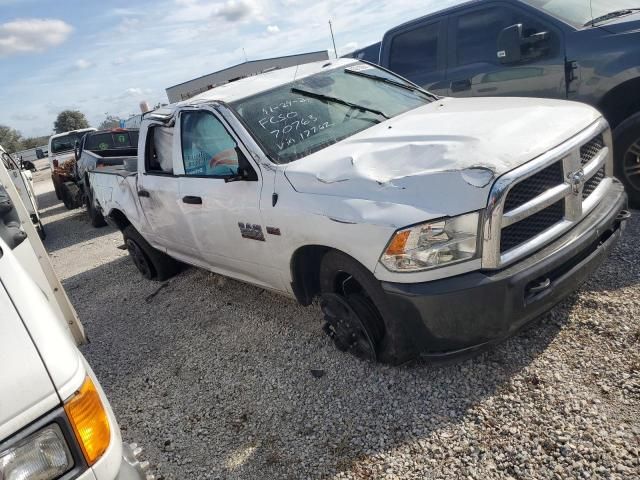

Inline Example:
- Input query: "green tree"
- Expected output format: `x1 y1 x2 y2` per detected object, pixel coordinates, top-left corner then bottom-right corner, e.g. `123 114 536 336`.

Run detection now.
21 135 49 149
53 110 90 134
0 125 23 153
98 114 122 130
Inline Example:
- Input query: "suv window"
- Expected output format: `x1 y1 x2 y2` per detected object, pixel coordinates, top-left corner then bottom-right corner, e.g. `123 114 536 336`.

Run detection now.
455 8 514 66
180 111 239 177
145 126 174 174
388 22 440 78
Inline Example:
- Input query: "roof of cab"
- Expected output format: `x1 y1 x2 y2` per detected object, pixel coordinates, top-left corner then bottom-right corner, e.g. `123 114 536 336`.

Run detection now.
183 58 357 107
48 128 96 141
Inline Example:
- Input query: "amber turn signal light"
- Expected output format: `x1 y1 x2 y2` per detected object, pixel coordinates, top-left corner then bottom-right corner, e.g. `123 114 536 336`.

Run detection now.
64 376 111 465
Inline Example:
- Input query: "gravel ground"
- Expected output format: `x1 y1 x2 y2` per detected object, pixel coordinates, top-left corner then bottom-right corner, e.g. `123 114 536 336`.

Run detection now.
33 166 639 480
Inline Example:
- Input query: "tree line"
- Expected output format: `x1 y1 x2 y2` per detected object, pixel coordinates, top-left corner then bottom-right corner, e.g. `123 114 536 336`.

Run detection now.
0 110 122 153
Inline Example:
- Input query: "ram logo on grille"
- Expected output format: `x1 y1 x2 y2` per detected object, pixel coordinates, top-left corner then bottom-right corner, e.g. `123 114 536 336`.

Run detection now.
568 170 586 195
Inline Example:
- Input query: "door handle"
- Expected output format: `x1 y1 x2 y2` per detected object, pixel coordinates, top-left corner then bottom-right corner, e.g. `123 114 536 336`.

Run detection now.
137 190 150 198
182 195 202 205
451 79 472 93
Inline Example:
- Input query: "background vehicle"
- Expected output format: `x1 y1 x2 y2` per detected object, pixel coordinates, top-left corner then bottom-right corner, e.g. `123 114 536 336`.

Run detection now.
88 60 628 364
378 0 640 205
0 143 44 238
0 160 152 480
48 128 96 200
58 128 138 227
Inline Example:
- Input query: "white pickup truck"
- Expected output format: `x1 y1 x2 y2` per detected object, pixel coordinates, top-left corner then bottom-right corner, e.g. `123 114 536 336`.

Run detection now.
89 59 630 363
0 160 151 479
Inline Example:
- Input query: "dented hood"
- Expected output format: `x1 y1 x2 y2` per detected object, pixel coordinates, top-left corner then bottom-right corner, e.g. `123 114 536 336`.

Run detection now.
284 97 601 214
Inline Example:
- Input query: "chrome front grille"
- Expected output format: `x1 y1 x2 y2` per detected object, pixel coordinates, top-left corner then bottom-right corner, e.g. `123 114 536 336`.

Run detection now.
483 118 613 269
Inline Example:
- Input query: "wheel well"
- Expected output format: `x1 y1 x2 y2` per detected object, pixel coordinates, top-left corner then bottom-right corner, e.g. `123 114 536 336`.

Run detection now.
109 209 131 231
599 78 640 130
290 245 331 306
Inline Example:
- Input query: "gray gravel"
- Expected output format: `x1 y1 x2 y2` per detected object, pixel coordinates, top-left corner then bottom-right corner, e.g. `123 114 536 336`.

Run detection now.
33 169 639 479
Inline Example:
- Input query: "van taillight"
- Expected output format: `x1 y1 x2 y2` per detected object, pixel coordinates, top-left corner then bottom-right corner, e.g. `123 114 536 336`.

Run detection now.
53 159 58 168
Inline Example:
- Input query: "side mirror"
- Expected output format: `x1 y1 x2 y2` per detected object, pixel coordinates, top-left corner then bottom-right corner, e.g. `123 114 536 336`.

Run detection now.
35 148 45 160
497 24 523 65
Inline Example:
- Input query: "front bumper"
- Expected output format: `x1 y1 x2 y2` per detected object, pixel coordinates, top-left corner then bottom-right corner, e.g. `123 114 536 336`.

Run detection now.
381 181 628 360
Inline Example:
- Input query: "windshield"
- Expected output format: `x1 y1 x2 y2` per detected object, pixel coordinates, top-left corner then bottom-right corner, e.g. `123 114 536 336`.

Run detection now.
230 63 432 163
523 0 639 26
85 130 139 151
51 132 85 154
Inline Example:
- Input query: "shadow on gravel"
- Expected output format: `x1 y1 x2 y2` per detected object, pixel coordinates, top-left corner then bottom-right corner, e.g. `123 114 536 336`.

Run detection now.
62 248 591 479
43 212 117 252
36 186 61 211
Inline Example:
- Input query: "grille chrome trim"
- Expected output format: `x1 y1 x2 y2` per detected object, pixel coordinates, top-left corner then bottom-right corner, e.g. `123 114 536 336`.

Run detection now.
482 117 611 269
502 183 570 227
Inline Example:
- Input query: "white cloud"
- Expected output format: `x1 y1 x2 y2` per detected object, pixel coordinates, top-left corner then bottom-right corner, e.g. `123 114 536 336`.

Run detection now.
118 17 141 33
214 0 260 22
266 25 280 34
0 18 72 57
74 59 93 70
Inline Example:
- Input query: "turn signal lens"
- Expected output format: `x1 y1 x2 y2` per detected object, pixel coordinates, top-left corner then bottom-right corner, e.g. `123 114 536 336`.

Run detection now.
64 377 110 465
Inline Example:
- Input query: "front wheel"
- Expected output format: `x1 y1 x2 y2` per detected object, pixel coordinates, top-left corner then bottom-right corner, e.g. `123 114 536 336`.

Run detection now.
614 112 640 208
122 225 180 281
319 251 386 362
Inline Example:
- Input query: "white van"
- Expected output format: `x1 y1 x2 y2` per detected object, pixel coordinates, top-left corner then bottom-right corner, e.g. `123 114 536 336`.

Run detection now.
0 157 151 479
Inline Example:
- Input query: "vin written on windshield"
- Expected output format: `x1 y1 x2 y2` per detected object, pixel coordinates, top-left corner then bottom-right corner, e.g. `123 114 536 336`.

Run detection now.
230 63 431 163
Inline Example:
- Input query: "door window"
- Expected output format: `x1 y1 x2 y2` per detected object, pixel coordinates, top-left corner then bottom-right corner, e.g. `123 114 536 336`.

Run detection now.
388 22 440 78
145 126 174 174
181 111 239 177
455 8 513 66
453 6 555 67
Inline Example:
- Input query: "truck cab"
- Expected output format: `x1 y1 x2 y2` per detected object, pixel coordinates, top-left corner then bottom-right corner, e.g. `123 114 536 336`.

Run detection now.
0 158 151 480
379 0 640 205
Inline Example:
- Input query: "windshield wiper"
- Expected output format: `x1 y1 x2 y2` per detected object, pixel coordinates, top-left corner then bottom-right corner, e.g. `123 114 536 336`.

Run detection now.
291 88 390 119
585 9 640 26
344 69 439 101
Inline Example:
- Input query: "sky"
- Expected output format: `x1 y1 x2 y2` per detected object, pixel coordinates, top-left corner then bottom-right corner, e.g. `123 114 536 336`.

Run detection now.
0 0 459 138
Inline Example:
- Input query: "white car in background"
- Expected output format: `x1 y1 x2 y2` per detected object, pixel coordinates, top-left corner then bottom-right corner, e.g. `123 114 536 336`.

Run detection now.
0 153 151 479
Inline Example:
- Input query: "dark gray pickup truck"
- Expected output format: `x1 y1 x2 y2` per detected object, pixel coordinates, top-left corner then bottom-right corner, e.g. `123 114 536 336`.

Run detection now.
376 0 640 205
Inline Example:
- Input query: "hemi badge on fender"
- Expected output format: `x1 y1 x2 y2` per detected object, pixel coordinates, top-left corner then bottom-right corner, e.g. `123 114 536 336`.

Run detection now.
266 227 281 236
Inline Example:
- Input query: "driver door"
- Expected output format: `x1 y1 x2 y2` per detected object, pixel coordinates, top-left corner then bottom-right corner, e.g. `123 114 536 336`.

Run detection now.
176 108 278 288
445 2 566 99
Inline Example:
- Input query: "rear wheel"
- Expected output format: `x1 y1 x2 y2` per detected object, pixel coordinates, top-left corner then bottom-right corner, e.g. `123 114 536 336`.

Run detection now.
614 112 640 208
86 187 107 228
319 251 386 362
122 225 180 281
52 175 62 200
61 182 82 210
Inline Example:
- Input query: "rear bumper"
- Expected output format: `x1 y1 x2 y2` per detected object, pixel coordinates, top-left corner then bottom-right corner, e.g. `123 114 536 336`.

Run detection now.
381 181 629 360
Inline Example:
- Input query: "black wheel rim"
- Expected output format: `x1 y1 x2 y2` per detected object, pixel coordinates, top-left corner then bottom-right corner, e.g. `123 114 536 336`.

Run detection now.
623 140 640 191
127 239 151 278
320 294 379 362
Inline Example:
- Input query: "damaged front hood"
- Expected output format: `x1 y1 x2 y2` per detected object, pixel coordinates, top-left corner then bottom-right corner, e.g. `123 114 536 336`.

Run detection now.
284 97 601 215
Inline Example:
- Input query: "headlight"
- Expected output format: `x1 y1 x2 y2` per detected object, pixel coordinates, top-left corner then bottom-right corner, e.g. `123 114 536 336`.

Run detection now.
0 424 73 480
380 212 481 272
